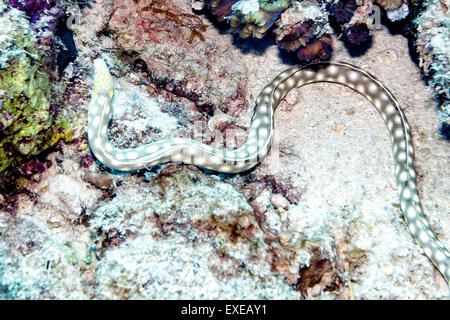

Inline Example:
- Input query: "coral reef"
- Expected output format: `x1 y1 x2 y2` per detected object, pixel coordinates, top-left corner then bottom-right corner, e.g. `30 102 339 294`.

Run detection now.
413 0 450 139
9 0 53 23
90 166 304 299
274 1 332 62
329 0 409 47
229 0 291 39
328 0 374 47
0 2 80 204
0 0 449 300
79 0 254 119
376 0 403 10
204 0 412 62
205 0 334 62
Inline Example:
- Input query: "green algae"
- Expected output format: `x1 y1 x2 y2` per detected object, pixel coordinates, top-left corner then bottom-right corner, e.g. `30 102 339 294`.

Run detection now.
0 4 80 181
259 0 291 13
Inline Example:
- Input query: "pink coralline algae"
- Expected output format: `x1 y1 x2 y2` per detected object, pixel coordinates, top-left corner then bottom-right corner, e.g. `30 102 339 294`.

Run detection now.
111 0 207 47
19 159 47 177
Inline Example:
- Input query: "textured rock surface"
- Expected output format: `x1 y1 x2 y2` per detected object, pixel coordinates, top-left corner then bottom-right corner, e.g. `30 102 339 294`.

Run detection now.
0 0 449 299
413 0 450 139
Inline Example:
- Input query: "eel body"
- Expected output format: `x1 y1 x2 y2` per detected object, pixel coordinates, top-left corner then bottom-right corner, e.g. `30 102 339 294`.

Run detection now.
88 58 450 286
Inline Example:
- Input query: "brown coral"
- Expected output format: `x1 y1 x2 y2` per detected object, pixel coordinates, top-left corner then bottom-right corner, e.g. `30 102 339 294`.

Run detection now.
375 0 404 10
343 22 370 46
329 0 357 23
271 2 333 63
296 247 343 298
274 20 316 52
296 34 333 62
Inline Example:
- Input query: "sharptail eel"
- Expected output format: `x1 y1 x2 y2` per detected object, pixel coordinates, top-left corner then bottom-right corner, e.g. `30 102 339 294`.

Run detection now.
88 58 450 286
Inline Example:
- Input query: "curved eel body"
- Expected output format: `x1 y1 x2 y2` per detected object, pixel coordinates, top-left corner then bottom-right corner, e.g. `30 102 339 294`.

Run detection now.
88 58 450 286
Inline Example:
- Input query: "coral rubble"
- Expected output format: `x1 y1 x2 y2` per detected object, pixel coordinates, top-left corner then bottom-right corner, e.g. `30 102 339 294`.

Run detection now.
90 166 304 299
0 214 92 299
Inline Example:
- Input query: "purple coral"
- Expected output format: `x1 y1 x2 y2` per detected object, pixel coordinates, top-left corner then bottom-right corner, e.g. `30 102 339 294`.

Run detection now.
329 0 357 24
343 23 370 46
20 159 47 176
328 0 371 47
9 0 53 23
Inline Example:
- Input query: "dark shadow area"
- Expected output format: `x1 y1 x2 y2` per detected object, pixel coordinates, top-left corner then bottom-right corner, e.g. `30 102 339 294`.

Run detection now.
381 11 420 65
342 36 373 58
277 48 301 66
200 4 382 64
199 164 256 179
230 34 275 55
381 4 449 141
202 8 234 36
55 14 78 75
77 0 95 10
440 122 450 140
